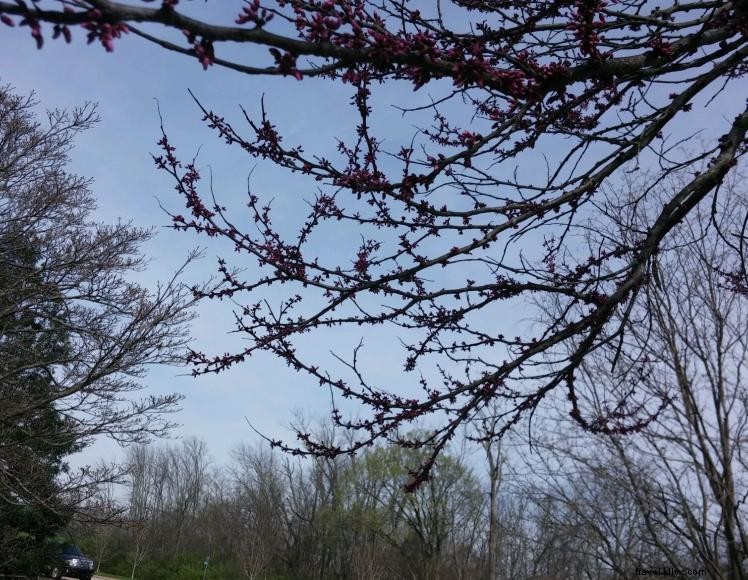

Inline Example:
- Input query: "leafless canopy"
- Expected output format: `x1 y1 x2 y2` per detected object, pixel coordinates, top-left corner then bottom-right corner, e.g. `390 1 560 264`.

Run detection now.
3 0 747 485
0 85 194 519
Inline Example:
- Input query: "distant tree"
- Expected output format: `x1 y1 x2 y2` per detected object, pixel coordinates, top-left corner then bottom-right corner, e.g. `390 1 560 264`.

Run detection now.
471 404 506 580
580 175 748 579
0 85 194 572
347 441 484 580
72 483 120 574
3 0 747 483
90 433 491 580
228 444 286 580
522 172 748 579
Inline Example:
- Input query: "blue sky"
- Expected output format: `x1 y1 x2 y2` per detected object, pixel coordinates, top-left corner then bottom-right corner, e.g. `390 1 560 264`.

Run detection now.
1 4 479 467
2 14 335 466
2 3 746 470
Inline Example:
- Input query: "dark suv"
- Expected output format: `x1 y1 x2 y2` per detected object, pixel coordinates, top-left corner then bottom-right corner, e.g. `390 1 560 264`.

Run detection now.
47 544 95 580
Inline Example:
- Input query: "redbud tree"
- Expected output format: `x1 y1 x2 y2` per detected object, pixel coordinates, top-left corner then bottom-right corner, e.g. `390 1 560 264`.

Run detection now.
4 0 747 487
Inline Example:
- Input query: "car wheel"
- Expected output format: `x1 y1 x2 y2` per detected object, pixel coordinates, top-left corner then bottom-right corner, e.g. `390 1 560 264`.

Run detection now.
49 567 62 580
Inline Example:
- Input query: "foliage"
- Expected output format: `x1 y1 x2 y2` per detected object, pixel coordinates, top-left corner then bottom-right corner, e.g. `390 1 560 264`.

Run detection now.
0 234 77 573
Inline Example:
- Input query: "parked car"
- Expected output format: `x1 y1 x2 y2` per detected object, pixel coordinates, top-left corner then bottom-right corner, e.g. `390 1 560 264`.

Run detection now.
47 544 95 580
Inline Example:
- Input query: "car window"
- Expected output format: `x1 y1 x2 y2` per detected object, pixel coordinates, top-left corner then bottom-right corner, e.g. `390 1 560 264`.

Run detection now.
62 544 83 556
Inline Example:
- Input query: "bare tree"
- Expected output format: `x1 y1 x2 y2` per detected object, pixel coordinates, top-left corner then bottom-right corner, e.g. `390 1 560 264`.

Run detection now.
471 405 506 580
125 445 156 579
0 84 195 570
229 443 286 580
79 431 519 579
523 171 748 578
163 438 211 558
72 482 122 573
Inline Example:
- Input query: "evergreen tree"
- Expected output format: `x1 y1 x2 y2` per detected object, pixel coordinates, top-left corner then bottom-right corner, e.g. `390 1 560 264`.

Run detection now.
0 231 78 574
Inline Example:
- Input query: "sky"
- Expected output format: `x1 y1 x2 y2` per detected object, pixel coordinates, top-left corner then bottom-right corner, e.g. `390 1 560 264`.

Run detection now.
1 2 475 469
2 1 746 471
2 10 325 467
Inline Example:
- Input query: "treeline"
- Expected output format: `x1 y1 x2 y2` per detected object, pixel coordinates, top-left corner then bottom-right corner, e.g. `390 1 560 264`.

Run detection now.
72 432 593 580
75 435 488 580
74 398 744 580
